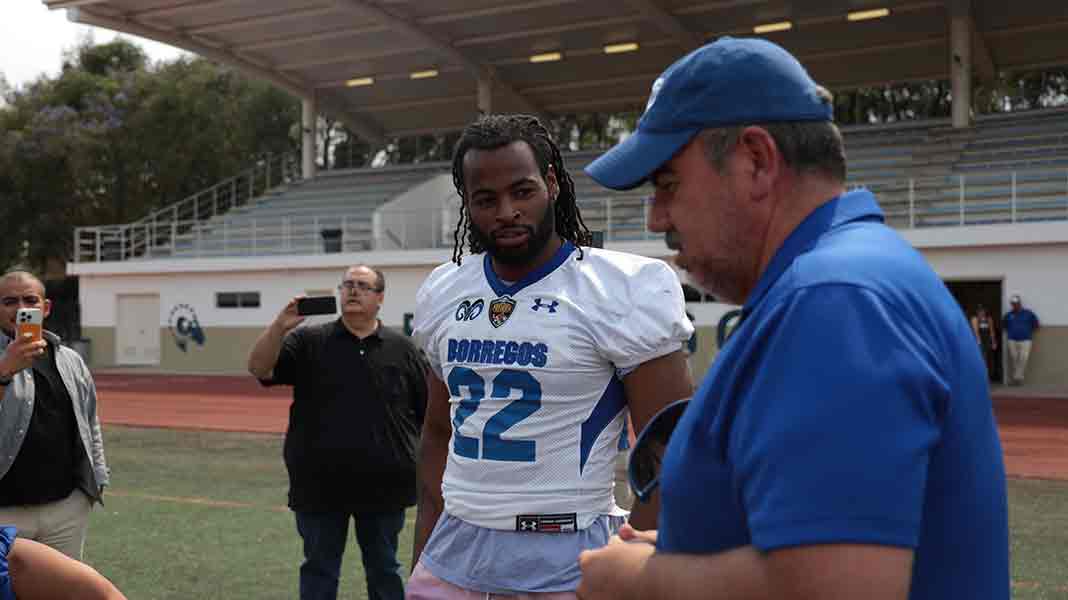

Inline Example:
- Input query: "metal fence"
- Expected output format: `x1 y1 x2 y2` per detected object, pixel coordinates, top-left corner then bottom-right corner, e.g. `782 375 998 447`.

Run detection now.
858 171 1068 228
73 168 1068 261
73 153 299 262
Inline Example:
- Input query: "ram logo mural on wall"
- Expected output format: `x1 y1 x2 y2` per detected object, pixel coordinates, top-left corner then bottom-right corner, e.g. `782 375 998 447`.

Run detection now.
168 304 205 352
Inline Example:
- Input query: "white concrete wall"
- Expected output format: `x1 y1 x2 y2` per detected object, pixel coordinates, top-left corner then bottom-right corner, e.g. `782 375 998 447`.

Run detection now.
73 221 1067 329
373 173 456 250
73 241 679 330
80 265 439 329
898 220 1068 325
922 245 1068 325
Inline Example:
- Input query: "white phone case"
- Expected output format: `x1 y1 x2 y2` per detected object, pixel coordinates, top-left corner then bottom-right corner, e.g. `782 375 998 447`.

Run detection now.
16 308 44 342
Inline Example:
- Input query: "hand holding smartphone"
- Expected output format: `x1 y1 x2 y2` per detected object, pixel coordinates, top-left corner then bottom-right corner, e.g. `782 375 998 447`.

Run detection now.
16 308 44 344
296 296 337 316
1 308 46 378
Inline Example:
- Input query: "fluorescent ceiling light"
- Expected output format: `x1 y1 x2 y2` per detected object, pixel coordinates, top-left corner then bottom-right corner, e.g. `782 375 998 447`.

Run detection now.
410 69 439 80
753 21 793 34
345 77 374 87
529 52 563 63
604 42 640 54
847 8 890 21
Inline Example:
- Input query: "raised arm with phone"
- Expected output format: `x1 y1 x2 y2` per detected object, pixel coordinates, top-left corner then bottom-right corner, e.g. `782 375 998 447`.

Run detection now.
246 265 428 600
0 270 110 562
0 308 47 386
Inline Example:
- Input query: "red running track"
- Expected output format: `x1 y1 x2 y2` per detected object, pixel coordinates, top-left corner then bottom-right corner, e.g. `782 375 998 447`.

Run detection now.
92 373 1068 480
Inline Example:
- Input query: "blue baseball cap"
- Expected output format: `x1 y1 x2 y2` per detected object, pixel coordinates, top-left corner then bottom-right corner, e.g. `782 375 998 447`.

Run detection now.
586 37 833 190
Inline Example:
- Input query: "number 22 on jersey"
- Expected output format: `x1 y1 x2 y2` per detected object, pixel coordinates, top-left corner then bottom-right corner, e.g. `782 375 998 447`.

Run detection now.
448 366 541 462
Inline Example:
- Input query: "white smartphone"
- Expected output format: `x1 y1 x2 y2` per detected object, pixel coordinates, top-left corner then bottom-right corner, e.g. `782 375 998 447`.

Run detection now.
16 308 43 344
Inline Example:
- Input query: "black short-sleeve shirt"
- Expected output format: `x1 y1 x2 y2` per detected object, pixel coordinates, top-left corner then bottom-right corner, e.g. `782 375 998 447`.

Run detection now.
262 319 427 512
0 342 79 506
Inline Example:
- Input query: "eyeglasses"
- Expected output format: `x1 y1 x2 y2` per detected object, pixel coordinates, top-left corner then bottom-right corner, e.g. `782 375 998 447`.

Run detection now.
338 280 382 293
628 398 690 503
1 295 43 307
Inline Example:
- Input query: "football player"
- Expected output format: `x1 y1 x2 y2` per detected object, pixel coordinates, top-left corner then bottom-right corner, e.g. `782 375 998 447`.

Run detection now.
408 114 694 598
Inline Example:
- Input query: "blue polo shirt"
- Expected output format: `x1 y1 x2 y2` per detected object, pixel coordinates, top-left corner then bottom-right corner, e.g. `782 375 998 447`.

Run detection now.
656 190 1009 599
0 526 14 600
1003 309 1039 341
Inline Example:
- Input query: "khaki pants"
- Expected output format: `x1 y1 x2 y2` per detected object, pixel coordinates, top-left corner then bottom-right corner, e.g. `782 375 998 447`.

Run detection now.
0 488 92 560
1007 339 1033 383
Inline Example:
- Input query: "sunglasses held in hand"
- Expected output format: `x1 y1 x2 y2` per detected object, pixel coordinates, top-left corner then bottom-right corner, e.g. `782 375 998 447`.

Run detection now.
629 310 744 502
628 398 690 503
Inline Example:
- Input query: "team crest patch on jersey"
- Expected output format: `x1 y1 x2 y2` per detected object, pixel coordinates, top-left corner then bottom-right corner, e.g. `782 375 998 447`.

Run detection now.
489 296 517 328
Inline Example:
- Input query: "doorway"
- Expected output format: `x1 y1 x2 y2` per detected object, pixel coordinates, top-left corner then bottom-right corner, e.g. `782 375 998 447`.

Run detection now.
944 279 1003 383
116 295 161 365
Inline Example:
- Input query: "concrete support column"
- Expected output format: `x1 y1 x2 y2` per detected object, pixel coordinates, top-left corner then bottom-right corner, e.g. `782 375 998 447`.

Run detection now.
949 0 973 129
477 67 493 115
301 96 317 180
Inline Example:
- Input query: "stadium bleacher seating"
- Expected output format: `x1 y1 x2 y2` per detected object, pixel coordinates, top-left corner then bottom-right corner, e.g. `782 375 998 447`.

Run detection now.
75 109 1068 261
171 162 449 257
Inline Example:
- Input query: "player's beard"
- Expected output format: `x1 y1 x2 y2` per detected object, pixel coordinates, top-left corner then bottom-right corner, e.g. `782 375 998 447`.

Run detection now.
471 202 556 266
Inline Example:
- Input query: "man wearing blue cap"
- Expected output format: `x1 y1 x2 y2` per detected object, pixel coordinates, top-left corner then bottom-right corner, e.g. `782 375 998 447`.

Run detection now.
576 37 1009 600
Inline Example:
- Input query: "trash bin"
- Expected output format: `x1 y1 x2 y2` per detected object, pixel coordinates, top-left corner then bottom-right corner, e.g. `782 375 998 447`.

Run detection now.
590 230 605 249
321 228 343 253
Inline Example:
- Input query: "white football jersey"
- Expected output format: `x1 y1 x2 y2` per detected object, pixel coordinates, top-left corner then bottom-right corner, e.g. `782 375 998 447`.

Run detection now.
413 242 693 531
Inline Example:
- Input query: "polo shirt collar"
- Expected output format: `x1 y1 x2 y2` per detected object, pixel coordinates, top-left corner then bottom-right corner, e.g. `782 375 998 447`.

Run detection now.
742 188 884 316
333 318 382 340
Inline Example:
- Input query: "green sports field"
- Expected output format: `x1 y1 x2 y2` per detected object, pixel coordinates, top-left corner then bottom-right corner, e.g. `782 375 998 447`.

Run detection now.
86 426 1068 599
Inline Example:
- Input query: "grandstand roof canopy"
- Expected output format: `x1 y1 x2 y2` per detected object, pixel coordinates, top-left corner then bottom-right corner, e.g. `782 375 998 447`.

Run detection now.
46 0 1068 143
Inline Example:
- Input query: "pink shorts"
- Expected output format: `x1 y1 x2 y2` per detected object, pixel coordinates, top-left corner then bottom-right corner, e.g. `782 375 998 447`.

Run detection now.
406 561 578 600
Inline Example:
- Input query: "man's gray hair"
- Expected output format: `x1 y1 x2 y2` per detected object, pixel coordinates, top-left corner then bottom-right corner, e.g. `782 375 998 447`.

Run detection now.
699 86 846 181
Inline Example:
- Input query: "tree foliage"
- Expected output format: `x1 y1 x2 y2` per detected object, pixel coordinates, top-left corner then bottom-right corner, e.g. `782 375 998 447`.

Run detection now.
0 38 299 273
2 36 1067 275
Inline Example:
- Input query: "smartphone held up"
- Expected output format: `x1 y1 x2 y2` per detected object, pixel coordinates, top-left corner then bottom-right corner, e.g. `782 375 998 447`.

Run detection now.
16 308 44 344
296 296 338 316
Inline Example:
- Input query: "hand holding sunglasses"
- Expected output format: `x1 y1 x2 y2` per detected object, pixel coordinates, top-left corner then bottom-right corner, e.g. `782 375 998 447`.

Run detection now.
628 397 690 503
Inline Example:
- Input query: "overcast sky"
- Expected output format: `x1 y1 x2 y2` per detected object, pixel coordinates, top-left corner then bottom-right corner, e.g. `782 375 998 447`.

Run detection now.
1 1 187 89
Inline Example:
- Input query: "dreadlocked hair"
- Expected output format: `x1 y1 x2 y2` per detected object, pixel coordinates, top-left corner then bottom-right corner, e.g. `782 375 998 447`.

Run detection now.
450 113 592 265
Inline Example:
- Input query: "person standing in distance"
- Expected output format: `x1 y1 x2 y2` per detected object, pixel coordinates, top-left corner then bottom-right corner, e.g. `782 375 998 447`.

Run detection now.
0 270 109 561
408 114 694 598
248 265 428 600
1002 294 1039 385
970 305 998 381
577 37 1009 600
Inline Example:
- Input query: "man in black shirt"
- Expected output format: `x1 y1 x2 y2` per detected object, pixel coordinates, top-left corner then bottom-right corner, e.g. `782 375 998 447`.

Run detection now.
248 264 427 600
0 270 109 561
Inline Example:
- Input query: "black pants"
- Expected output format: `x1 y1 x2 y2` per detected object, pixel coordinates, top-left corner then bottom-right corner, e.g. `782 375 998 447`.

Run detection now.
294 508 406 600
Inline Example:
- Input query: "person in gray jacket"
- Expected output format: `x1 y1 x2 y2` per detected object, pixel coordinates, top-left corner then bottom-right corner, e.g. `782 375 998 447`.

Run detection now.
0 270 109 560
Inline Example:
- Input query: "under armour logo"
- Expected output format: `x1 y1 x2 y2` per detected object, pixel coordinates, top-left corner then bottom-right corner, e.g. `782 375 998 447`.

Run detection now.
519 519 538 531
532 298 558 313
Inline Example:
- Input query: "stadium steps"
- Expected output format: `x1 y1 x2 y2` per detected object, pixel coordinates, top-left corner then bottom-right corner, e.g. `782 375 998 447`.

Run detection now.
167 164 447 257
113 110 1068 261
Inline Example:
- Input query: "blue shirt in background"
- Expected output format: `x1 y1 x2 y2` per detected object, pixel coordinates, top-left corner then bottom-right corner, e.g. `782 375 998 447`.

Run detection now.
1003 309 1039 341
656 189 1010 600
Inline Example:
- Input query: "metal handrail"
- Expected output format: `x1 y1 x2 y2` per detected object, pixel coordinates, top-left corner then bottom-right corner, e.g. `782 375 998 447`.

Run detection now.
73 168 1068 261
73 152 299 262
